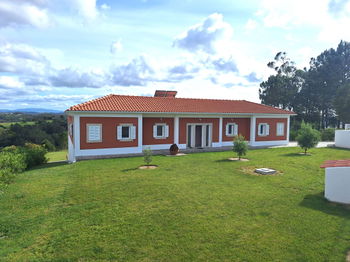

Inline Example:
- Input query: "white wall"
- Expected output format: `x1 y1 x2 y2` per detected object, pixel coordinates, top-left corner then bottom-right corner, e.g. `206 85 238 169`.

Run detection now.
325 167 350 204
335 130 350 149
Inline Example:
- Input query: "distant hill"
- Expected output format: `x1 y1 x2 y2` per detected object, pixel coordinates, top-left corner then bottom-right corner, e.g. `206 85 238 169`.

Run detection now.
0 108 63 114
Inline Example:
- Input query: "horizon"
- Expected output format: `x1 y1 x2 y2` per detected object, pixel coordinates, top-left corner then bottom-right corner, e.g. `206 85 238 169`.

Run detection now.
1 0 350 110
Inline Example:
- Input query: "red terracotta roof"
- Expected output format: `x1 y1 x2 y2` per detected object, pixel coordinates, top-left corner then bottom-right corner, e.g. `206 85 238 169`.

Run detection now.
321 160 350 168
66 94 296 115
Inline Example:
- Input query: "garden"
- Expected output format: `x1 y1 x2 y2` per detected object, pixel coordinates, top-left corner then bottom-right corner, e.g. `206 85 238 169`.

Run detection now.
0 144 349 261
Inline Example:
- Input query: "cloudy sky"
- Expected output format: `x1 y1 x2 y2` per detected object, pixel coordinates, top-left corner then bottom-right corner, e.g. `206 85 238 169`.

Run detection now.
0 0 349 110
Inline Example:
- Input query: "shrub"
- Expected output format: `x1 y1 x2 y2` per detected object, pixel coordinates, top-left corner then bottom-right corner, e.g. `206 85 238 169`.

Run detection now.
0 151 26 184
321 128 335 141
296 122 321 154
21 143 48 168
143 148 153 165
42 138 56 152
233 135 248 160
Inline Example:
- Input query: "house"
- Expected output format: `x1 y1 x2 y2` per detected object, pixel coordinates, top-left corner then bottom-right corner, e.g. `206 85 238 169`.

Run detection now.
65 90 296 162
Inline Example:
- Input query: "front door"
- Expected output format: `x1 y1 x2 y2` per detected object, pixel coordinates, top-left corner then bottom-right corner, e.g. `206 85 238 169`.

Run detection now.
195 125 202 147
187 124 212 148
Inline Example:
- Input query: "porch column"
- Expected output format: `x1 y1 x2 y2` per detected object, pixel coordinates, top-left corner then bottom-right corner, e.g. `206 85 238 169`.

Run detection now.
174 116 179 145
287 116 290 142
250 116 256 146
73 115 80 158
138 115 143 151
219 117 223 147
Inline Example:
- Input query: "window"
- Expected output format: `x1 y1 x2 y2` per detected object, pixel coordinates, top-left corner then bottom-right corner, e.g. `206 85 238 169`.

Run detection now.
258 123 270 136
276 122 284 136
117 124 136 141
153 124 169 139
87 124 102 142
225 123 238 136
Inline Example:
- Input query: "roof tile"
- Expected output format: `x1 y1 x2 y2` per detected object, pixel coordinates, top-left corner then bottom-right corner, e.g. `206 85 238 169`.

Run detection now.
66 94 295 115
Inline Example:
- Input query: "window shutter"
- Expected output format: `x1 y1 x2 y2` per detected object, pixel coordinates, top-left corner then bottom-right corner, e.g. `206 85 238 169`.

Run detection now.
225 124 229 136
153 125 157 138
131 126 136 139
164 125 169 138
266 124 270 135
117 126 122 140
234 124 238 135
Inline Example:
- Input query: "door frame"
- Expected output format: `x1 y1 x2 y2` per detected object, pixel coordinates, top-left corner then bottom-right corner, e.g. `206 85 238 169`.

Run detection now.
186 123 212 148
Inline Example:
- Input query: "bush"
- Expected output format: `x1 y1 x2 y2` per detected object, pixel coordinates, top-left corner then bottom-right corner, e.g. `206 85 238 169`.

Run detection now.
233 135 248 160
143 148 153 165
21 143 48 168
321 128 335 141
0 151 26 184
296 122 321 154
42 138 56 152
289 129 298 141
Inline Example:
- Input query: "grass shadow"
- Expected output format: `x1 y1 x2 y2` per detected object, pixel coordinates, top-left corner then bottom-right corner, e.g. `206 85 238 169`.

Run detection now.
299 192 350 219
121 168 139 172
30 161 68 171
282 153 312 157
215 159 235 163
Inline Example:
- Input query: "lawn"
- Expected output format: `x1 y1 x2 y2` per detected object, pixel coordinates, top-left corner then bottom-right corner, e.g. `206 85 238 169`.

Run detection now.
46 150 67 162
0 147 350 261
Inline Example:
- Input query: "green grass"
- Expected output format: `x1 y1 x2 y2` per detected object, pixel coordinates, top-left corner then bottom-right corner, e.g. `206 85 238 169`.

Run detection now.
46 150 67 162
1 147 350 261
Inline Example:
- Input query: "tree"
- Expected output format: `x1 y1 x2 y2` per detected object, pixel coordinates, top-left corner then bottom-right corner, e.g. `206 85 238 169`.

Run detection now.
143 148 153 165
334 84 350 123
259 52 303 111
233 135 248 160
305 40 350 128
296 122 320 154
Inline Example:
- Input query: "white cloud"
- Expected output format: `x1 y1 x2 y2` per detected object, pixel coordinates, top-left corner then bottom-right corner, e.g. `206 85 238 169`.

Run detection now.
49 67 107 88
0 76 24 89
0 43 50 75
110 40 123 54
100 4 111 10
245 19 258 31
0 0 98 28
0 1 50 28
255 0 350 45
68 0 97 20
173 13 234 54
110 55 157 86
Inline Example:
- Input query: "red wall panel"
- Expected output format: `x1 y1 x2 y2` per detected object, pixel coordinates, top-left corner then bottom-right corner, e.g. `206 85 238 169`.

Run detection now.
80 117 138 149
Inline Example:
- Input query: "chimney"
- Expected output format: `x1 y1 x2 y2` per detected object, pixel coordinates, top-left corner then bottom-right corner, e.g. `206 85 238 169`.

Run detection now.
154 90 177 98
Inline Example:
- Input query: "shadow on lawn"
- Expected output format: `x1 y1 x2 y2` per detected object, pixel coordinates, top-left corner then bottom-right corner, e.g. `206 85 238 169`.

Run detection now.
282 153 311 157
299 192 350 219
31 161 68 171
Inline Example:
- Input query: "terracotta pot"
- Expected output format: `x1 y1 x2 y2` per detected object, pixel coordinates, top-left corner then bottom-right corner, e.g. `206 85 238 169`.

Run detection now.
169 144 179 155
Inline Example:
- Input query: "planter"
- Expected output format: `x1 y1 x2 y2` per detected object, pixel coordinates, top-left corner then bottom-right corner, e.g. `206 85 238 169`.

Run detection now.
169 144 179 155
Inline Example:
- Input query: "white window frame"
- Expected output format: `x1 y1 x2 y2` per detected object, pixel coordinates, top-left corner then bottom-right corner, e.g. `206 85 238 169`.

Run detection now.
86 124 102 143
276 122 285 136
226 123 238 137
117 124 136 141
153 123 169 139
258 123 270 137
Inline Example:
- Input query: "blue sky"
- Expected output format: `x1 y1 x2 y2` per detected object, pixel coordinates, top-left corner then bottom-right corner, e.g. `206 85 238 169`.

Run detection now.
0 0 349 110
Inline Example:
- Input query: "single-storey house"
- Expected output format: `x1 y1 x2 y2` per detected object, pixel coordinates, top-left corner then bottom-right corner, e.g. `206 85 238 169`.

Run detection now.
65 90 295 162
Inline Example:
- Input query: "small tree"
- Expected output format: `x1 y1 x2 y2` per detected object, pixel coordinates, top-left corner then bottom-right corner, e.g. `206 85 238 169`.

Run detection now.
296 122 320 154
233 135 248 160
143 148 153 165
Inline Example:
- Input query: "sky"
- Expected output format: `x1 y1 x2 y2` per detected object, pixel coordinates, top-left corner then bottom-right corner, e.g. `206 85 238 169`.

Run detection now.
1 0 350 110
